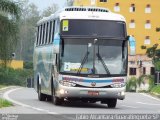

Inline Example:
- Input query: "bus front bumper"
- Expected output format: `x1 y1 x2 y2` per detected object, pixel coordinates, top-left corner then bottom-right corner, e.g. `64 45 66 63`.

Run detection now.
55 85 125 100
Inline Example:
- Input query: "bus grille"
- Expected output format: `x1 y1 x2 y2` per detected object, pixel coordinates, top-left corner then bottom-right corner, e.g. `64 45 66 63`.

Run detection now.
75 84 112 88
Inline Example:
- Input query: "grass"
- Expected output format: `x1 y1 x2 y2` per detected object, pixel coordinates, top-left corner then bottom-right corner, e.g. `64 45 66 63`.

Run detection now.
150 85 160 94
0 85 7 89
0 98 12 108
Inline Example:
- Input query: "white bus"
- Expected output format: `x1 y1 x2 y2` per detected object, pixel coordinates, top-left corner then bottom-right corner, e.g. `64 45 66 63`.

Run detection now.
33 7 130 108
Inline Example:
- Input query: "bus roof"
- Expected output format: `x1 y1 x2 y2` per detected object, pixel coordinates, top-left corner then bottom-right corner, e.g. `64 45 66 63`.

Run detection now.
37 7 126 25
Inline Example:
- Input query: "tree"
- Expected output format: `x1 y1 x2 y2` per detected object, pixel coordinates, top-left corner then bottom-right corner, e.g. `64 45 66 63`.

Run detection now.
15 1 58 62
42 4 58 17
0 0 20 67
15 0 40 61
142 43 160 71
66 0 74 6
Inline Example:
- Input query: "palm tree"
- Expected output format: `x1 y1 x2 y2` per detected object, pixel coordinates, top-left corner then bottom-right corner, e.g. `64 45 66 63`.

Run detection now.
0 0 20 67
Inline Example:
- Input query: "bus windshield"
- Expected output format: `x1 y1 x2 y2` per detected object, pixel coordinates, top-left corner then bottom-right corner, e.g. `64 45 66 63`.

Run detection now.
61 20 126 38
59 39 127 76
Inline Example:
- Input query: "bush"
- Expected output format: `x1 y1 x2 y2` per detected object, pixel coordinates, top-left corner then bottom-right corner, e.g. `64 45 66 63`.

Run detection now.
150 85 160 94
24 61 33 69
0 67 33 86
138 75 154 91
126 77 137 92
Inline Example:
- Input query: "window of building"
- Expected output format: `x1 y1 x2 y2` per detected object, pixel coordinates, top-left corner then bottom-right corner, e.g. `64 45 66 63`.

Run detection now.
130 4 135 12
129 68 136 75
114 3 120 12
150 67 155 75
145 20 151 29
129 19 135 28
143 67 146 75
91 0 96 5
145 4 151 13
144 36 151 45
129 61 135 65
100 0 107 2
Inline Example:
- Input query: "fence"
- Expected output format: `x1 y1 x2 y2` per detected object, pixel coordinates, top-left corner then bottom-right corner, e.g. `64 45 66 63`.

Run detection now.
155 71 160 85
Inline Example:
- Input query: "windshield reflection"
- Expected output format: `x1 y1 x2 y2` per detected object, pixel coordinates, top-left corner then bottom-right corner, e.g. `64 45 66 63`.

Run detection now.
59 39 127 76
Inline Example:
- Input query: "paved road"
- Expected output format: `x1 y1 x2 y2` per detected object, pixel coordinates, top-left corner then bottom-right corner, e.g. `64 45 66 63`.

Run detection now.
2 87 160 115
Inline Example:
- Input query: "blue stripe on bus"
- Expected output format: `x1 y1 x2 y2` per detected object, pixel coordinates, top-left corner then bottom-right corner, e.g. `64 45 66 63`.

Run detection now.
53 39 60 45
83 79 112 83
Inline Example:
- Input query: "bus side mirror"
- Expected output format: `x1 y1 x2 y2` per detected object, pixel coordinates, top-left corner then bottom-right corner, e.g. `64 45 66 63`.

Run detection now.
53 33 60 54
128 35 136 55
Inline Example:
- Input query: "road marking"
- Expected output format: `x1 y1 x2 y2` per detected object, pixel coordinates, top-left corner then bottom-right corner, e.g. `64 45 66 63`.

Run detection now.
3 87 58 114
121 105 138 109
3 87 30 107
0 86 14 91
137 102 160 106
140 93 160 102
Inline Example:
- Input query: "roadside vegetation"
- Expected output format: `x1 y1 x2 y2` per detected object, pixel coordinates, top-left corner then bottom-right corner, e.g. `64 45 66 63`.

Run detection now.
0 63 33 86
0 98 12 108
0 85 7 89
0 0 20 67
150 85 160 94
126 75 160 96
126 75 154 92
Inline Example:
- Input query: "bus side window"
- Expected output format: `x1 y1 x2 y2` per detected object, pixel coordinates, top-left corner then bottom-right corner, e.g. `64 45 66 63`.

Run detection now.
44 22 48 45
51 21 56 43
38 25 41 46
52 21 55 43
49 21 52 44
49 20 55 44
43 23 46 45
40 24 43 45
46 22 50 44
36 26 39 46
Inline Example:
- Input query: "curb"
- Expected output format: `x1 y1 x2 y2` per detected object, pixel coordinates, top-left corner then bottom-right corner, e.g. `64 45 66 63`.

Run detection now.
0 86 20 96
149 92 160 99
0 86 12 91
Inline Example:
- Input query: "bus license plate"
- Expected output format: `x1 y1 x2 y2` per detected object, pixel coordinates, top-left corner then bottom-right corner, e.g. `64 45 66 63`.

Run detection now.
88 91 99 96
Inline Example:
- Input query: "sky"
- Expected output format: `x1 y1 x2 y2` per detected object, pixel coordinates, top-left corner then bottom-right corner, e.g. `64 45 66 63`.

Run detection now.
28 0 66 11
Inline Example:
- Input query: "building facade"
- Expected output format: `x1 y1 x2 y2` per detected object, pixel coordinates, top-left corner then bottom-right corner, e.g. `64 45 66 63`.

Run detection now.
74 0 160 77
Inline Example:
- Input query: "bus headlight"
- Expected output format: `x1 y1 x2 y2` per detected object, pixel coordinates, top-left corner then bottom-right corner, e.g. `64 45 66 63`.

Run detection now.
111 83 125 88
59 80 76 87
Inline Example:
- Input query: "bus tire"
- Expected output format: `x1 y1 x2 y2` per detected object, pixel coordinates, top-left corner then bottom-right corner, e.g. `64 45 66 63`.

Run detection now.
38 83 46 101
51 78 63 105
107 99 117 108
53 96 63 105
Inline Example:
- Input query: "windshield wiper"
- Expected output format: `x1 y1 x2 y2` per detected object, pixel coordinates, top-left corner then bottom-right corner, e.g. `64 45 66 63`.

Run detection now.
96 53 110 75
77 51 90 75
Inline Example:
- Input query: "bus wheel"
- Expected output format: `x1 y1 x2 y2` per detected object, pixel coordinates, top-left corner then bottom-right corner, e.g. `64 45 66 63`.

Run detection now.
53 96 63 105
38 84 46 101
52 88 63 105
107 99 117 108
